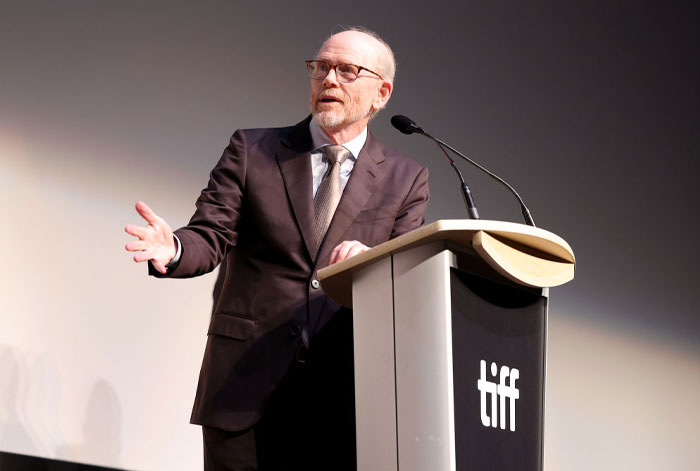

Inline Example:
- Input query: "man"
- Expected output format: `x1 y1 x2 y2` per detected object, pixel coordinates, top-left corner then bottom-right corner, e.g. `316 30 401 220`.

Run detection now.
125 27 429 470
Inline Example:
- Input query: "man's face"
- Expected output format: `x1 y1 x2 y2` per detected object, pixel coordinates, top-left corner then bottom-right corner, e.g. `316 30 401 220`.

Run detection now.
310 31 391 136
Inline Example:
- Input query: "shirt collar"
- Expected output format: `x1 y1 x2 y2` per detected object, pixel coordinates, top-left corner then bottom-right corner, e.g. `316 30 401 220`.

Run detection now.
309 117 367 160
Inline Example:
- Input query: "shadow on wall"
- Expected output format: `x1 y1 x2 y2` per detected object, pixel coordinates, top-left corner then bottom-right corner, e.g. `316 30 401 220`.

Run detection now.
0 346 38 454
56 380 122 467
0 346 123 467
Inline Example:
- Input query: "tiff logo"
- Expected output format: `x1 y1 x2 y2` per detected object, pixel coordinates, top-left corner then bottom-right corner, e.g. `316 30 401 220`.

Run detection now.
477 360 520 432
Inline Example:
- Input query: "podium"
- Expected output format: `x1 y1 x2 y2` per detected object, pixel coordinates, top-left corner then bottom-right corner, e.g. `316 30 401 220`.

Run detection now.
318 220 575 471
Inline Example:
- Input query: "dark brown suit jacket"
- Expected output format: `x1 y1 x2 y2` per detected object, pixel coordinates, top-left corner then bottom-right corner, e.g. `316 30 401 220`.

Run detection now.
155 117 429 432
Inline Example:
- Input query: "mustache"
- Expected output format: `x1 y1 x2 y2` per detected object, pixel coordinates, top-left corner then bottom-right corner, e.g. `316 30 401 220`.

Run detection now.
317 91 345 101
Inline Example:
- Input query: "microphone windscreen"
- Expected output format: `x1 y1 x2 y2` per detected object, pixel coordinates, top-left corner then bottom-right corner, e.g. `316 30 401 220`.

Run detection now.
391 115 418 134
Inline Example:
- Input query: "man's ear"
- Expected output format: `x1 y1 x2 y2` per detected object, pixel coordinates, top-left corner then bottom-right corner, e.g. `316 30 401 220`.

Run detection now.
373 80 393 111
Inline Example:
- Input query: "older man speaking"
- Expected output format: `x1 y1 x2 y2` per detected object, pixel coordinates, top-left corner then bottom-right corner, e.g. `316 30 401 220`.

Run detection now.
125 27 429 470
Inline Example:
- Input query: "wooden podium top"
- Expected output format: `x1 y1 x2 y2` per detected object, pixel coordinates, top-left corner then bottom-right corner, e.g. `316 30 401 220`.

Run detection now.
318 219 575 308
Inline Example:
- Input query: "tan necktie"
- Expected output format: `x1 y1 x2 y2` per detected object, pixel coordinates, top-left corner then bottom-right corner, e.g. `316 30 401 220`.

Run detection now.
313 145 350 253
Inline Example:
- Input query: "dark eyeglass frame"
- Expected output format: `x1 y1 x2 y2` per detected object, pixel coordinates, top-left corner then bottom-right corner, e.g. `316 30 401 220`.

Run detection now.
305 60 383 83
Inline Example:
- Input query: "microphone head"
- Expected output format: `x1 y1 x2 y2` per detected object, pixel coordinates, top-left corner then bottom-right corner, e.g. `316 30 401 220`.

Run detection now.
391 115 423 135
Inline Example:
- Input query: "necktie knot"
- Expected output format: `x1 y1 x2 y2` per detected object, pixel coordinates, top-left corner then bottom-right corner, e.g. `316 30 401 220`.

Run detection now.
323 145 350 165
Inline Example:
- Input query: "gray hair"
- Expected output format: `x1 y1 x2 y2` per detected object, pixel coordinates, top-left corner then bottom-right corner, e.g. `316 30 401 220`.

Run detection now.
320 25 397 84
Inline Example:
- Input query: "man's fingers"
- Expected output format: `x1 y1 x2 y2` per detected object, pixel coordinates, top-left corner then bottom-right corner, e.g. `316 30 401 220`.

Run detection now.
126 201 174 270
330 242 347 265
339 241 361 261
151 260 167 274
330 240 370 264
135 201 162 226
330 245 342 265
124 224 148 239
125 240 148 252
133 251 153 263
347 244 367 259
338 244 352 262
330 241 352 264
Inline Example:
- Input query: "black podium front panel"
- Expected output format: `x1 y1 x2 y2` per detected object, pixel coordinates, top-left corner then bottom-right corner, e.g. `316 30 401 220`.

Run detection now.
450 268 547 471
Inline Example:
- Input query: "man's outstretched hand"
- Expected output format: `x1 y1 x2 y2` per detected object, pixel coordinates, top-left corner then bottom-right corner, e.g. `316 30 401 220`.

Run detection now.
124 201 176 274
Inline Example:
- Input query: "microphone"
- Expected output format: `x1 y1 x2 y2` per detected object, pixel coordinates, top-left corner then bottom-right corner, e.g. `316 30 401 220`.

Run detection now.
391 115 536 227
390 115 424 135
392 115 478 219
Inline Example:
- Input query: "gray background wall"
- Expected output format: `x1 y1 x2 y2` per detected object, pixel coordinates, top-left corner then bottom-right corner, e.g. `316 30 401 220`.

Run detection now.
1 1 698 469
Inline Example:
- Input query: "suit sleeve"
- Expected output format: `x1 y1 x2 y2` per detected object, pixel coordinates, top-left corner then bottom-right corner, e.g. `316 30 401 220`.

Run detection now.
153 130 248 278
391 166 429 239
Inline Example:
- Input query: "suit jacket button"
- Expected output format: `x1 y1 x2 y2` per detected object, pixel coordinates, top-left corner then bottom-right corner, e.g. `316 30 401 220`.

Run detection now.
290 325 302 337
311 279 320 289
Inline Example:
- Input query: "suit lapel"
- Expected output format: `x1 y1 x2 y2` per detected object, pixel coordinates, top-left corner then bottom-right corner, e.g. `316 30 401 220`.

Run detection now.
318 131 387 260
277 118 316 259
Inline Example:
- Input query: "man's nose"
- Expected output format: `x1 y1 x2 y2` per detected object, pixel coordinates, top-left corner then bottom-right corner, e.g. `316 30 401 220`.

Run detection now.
322 67 340 87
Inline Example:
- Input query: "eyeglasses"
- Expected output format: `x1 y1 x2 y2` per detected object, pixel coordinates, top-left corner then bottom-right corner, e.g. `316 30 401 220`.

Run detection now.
305 60 383 83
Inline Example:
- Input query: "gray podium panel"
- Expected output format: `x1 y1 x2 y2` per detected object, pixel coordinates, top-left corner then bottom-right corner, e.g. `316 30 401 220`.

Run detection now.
393 243 457 471
353 256 398 470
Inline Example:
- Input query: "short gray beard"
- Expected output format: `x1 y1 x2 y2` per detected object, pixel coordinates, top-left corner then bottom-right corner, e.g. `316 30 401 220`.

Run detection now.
311 103 374 131
312 109 345 129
